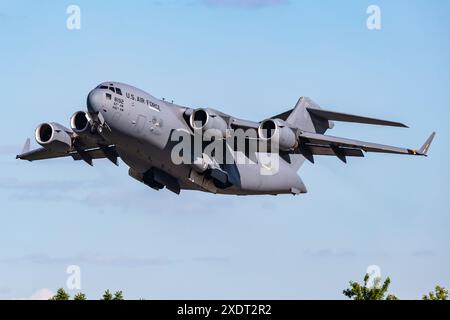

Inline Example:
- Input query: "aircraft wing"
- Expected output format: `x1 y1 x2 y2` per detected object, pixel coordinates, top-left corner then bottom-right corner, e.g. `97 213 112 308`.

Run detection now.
16 139 119 166
297 131 435 163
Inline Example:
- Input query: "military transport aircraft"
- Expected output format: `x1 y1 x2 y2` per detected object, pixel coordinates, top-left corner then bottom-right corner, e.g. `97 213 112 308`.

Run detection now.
16 82 435 195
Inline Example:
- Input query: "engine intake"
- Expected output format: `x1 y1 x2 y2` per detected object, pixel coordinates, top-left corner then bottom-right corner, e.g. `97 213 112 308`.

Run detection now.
70 111 91 134
258 119 297 151
189 108 228 137
35 122 72 152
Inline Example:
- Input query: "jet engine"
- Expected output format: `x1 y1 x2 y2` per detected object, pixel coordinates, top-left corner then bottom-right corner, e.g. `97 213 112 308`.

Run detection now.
70 110 106 145
189 108 228 137
35 122 72 152
70 111 92 134
258 119 297 151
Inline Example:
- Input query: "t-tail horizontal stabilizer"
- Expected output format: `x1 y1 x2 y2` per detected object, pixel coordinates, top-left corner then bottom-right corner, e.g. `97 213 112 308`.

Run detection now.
306 108 409 128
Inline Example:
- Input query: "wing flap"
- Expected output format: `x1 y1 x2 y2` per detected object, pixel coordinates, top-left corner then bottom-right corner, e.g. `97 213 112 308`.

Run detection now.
306 144 364 157
70 147 114 161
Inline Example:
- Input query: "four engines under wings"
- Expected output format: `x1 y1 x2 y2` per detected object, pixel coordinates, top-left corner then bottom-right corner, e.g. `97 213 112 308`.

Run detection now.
16 87 435 196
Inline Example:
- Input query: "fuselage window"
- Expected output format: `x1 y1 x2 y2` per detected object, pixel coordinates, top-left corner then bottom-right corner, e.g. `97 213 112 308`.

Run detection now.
106 93 112 100
116 88 122 95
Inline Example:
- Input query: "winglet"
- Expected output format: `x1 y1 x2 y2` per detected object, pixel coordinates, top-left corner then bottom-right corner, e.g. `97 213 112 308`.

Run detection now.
16 138 31 159
22 138 31 154
408 132 436 156
419 132 435 156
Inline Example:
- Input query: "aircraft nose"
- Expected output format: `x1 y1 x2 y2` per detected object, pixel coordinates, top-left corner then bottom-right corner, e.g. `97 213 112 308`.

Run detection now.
87 89 103 113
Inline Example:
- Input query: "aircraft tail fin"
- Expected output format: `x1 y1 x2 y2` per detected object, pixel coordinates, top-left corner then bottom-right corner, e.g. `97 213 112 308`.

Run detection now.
274 97 331 171
284 97 333 134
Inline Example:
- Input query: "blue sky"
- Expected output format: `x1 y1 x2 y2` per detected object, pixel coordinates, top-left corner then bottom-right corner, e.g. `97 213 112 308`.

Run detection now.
0 0 449 299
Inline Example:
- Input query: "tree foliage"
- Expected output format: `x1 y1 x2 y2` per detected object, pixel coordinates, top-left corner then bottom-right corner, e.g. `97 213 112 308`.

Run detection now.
50 288 70 300
50 289 124 300
113 290 124 300
49 281 448 300
102 289 113 300
73 292 87 300
101 289 124 300
422 286 448 300
343 273 398 300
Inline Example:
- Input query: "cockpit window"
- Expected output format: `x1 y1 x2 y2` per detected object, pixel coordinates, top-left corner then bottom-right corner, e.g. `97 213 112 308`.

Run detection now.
105 93 112 100
97 84 122 95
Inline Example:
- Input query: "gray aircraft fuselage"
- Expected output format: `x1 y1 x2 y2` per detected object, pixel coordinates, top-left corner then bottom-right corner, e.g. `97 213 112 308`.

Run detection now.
87 82 306 195
18 81 433 196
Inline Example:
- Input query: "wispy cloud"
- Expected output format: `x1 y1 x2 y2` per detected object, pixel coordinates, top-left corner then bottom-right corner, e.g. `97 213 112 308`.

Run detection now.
29 288 54 300
304 249 357 258
0 177 101 203
0 177 95 191
1 164 238 215
1 253 230 268
412 250 435 257
192 256 229 263
1 253 177 268
8 288 55 300
203 0 288 9
0 286 12 296
81 185 237 215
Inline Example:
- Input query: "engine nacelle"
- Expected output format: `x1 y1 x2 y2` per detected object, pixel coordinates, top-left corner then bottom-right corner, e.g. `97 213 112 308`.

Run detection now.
258 119 297 151
70 110 107 145
35 122 72 152
189 108 228 137
70 111 92 134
